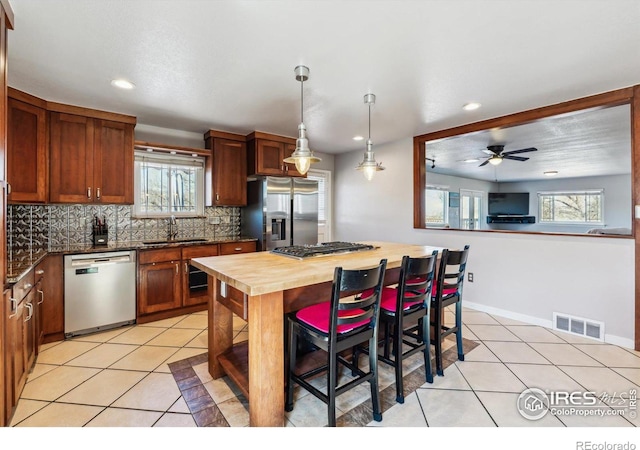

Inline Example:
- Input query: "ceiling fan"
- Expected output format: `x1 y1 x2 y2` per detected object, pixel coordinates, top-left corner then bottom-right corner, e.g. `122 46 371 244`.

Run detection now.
479 144 537 167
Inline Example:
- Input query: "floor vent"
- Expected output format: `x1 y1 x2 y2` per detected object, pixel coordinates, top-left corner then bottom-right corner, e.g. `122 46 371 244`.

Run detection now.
553 312 604 341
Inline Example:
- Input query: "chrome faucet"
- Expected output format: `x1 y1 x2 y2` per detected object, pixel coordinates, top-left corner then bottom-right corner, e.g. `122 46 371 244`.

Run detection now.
168 215 178 241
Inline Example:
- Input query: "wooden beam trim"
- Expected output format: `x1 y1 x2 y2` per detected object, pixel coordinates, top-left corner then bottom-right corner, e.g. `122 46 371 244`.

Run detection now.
46 101 136 124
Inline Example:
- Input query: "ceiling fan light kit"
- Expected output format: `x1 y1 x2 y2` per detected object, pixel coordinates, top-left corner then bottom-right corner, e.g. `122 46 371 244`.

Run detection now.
479 144 537 167
356 93 385 181
283 65 321 175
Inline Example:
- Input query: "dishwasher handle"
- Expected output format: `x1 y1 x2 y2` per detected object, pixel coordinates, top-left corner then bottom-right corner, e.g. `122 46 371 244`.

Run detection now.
71 254 132 267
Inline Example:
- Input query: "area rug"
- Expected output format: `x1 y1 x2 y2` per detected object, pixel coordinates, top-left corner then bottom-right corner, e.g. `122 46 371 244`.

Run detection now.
169 338 480 427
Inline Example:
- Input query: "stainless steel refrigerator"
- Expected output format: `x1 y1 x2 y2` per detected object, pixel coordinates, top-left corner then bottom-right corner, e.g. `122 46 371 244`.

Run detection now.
242 176 318 251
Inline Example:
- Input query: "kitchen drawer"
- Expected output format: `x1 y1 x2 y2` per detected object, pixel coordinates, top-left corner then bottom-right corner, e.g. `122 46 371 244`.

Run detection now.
12 269 35 302
138 248 182 265
219 241 256 255
182 244 219 260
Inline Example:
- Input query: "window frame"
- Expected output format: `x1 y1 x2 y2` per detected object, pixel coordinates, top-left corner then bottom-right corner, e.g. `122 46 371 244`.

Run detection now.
537 189 605 226
424 185 449 227
133 150 206 218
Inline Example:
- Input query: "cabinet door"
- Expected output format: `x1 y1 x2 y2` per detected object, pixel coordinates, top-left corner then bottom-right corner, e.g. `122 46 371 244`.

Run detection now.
256 140 286 175
7 299 26 416
94 119 134 204
138 262 182 315
40 255 64 343
213 138 247 206
7 98 47 203
49 112 95 203
23 289 36 373
1 290 7 426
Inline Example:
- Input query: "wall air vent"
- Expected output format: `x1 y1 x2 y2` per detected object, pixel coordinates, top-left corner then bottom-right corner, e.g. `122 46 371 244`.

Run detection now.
553 312 604 342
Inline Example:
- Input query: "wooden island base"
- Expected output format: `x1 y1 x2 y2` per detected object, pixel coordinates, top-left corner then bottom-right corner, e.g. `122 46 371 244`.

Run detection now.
193 241 444 427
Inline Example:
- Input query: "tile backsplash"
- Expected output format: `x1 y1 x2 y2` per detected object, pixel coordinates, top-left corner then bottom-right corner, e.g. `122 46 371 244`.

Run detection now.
8 204 241 252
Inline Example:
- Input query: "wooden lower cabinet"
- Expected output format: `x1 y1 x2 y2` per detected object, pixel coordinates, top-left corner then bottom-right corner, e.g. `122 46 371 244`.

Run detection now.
4 285 36 424
137 242 256 322
138 260 182 315
39 255 64 344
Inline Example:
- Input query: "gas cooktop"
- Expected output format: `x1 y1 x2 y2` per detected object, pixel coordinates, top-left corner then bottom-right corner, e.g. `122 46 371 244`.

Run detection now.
271 241 377 260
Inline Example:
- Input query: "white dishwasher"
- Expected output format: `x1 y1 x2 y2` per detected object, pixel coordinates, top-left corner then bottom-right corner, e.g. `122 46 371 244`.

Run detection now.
64 250 137 338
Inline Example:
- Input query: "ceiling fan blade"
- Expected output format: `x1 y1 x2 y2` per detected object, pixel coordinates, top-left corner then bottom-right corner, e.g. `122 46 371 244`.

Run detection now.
502 147 537 156
481 149 495 155
479 159 490 167
503 155 529 161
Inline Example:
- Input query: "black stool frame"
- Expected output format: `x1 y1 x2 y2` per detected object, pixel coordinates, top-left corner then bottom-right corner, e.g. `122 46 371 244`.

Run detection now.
285 259 387 427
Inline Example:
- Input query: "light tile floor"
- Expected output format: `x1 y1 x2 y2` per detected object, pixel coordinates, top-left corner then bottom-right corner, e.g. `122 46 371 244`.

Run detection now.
8 307 640 429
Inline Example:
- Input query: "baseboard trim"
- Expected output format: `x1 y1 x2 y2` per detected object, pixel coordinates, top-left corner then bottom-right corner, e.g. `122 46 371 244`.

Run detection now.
464 301 634 350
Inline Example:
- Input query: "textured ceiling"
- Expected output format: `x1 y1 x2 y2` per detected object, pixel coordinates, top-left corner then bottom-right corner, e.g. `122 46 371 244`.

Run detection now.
424 104 632 182
6 0 640 159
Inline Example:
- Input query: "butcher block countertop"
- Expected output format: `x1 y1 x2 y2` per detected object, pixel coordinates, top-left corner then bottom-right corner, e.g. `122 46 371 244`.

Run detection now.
191 241 443 297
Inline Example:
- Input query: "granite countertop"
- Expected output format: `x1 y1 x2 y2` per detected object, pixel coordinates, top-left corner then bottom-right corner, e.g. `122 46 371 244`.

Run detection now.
6 236 258 284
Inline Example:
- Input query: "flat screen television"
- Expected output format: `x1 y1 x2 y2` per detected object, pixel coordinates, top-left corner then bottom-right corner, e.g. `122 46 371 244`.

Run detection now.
488 192 529 216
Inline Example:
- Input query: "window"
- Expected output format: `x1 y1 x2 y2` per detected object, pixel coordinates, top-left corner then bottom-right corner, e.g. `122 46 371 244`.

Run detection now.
307 169 332 242
425 185 449 226
134 151 205 217
538 190 604 224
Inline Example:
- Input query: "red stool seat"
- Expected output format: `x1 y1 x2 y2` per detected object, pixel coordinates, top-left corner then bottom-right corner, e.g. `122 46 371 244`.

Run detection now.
296 301 369 334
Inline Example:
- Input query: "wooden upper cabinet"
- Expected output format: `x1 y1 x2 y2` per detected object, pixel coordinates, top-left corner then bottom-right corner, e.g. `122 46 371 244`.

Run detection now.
49 112 94 203
7 94 48 203
49 110 134 204
205 130 247 206
246 132 306 178
94 119 134 204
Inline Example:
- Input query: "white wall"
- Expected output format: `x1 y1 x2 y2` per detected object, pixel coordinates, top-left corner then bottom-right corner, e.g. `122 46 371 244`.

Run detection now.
334 138 635 347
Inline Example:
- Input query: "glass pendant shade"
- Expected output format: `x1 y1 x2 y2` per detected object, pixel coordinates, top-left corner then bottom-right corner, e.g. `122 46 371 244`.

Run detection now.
283 122 320 175
488 156 503 165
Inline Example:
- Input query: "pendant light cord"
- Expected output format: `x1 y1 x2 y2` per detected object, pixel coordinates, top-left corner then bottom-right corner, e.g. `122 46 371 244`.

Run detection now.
368 101 371 141
300 78 304 123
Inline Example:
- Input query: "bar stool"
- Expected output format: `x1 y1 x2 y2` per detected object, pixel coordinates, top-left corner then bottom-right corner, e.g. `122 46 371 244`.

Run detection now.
285 259 387 427
354 251 438 403
431 245 470 376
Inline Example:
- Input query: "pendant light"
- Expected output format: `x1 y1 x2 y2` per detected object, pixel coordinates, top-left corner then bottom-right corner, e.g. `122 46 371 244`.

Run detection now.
356 93 384 181
283 65 321 175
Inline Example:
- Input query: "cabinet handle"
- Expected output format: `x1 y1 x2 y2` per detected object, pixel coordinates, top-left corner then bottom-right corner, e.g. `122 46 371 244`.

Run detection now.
235 247 242 251
216 193 219 202
175 263 179 274
24 303 33 322
8 297 17 318
37 290 44 305
36 269 45 275
96 187 101 199
6 182 10 195
87 187 92 199
24 283 33 290
184 262 189 273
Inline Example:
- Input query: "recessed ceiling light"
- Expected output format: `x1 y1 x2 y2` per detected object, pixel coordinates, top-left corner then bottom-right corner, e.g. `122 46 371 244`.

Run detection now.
463 102 481 111
544 171 558 176
353 135 364 141
146 148 153 152
111 79 135 90
463 158 479 163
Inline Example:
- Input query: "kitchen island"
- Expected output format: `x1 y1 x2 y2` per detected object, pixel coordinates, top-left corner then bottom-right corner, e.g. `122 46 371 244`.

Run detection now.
191 241 443 427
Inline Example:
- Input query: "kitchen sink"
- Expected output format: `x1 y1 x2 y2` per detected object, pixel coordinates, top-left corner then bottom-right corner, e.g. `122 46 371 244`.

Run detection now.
142 238 208 245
